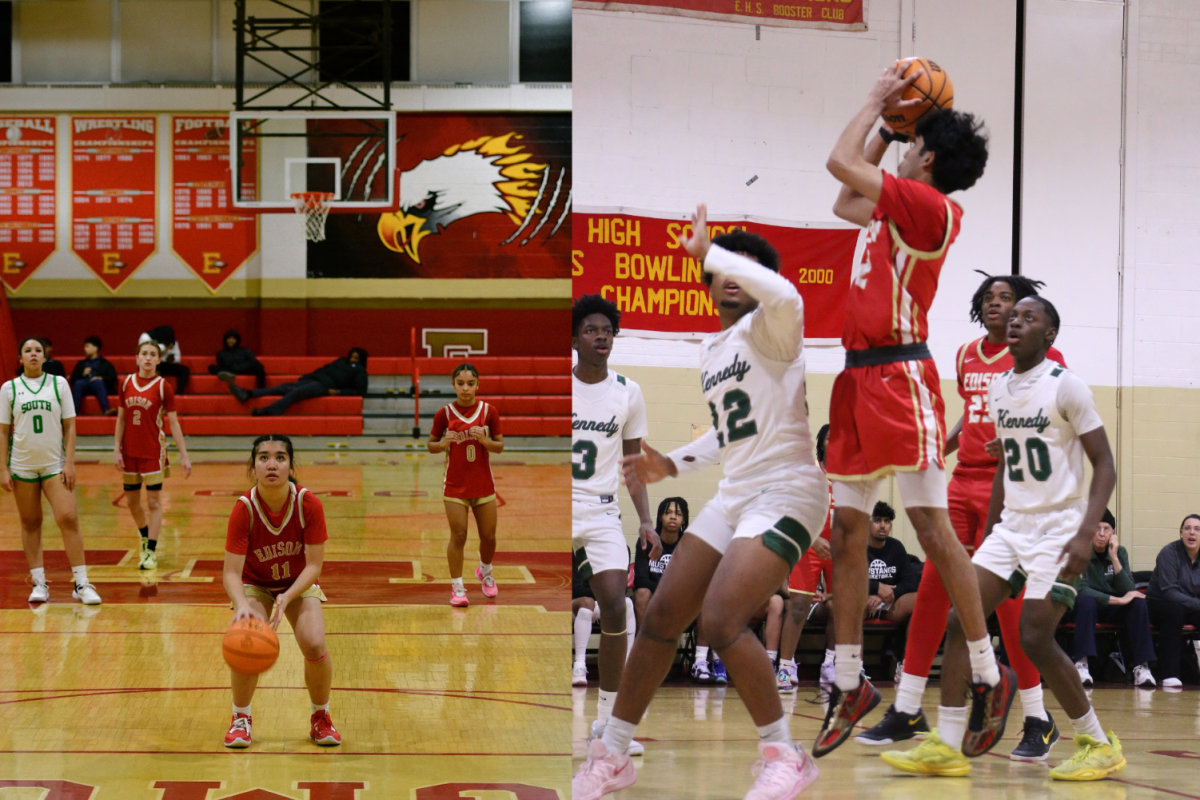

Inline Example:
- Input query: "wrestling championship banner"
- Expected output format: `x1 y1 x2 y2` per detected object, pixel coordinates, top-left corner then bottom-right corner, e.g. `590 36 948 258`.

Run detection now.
572 209 858 340
171 115 258 293
573 0 865 31
0 117 57 292
71 115 158 293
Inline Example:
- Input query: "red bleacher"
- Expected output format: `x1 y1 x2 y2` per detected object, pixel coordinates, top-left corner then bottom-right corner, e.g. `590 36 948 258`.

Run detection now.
72 356 570 437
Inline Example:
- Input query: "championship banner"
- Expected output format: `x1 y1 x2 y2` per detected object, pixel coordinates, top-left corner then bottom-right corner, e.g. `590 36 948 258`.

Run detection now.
573 0 865 31
0 117 57 292
572 209 858 340
71 115 157 293
171 115 258 293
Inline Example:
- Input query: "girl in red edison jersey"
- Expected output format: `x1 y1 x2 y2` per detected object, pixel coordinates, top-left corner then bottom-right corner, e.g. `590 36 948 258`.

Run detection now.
427 363 504 607
222 434 339 749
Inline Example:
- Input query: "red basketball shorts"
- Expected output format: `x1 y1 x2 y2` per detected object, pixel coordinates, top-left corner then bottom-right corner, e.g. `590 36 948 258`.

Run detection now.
788 546 833 595
948 473 994 553
826 359 946 481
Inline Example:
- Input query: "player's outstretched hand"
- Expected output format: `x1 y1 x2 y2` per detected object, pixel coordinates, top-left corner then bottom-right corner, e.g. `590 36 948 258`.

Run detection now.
621 440 677 489
268 597 287 630
810 536 831 561
868 60 923 112
639 520 663 561
678 203 712 263
983 438 1002 459
232 604 264 623
1058 532 1093 579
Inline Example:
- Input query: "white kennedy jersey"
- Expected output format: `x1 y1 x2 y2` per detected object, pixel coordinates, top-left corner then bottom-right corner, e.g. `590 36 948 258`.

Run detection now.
0 374 75 471
572 370 647 499
988 359 1104 514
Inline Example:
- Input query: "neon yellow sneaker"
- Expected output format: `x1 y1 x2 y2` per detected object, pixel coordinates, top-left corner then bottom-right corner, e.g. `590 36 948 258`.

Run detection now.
881 729 970 776
1049 732 1126 781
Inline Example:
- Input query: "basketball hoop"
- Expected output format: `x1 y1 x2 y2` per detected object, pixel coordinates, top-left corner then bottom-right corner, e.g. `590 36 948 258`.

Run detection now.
291 192 336 242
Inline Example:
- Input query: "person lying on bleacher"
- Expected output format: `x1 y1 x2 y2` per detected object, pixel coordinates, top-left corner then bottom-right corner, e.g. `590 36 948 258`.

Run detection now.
209 330 267 389
69 336 118 416
1147 514 1200 689
222 347 369 417
140 325 190 394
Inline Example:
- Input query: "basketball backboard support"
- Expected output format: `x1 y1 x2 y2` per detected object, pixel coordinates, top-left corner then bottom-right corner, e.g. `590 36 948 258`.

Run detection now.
229 111 395 211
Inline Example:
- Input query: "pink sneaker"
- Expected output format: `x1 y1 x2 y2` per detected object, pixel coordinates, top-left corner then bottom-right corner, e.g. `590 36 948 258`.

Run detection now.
573 737 636 800
745 742 819 800
450 586 469 607
475 565 498 598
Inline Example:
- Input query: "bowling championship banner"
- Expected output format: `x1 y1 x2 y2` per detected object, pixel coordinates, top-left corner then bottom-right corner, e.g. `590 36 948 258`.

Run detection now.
171 115 258 293
71 115 158 293
0 117 57 292
573 0 865 31
573 208 858 340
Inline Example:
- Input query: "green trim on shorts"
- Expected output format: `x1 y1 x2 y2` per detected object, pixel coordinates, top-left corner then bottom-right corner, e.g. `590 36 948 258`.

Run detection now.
1050 579 1079 610
761 516 812 570
573 546 594 582
12 471 59 483
1008 568 1027 596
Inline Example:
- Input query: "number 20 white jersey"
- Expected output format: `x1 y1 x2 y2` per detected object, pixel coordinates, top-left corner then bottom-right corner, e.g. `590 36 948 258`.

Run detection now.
0 374 75 471
572 371 647 499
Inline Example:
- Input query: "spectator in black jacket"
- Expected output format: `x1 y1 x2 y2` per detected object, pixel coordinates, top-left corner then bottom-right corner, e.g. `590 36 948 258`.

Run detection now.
633 497 687 629
865 501 920 624
15 338 65 377
1147 514 1200 688
226 347 369 416
69 336 118 415
209 330 267 389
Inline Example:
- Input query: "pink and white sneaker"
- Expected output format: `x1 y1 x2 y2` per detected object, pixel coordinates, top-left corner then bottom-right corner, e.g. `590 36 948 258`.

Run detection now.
475 565 498 598
224 713 252 748
572 737 636 800
745 742 819 800
450 586 469 607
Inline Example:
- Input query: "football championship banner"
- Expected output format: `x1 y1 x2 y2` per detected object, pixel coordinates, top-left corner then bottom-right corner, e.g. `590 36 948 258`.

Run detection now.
71 116 157 293
572 209 858 340
0 117 57 292
171 115 258 293
573 0 865 31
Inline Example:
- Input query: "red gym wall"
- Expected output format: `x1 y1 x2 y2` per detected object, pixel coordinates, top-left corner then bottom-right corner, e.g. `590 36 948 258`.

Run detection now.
15 306 567 359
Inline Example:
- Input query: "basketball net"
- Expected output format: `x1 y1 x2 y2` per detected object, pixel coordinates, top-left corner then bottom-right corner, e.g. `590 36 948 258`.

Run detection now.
291 192 335 242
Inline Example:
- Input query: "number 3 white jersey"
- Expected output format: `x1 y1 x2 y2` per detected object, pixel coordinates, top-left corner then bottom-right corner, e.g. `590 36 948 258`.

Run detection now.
987 359 1103 514
0 374 76 471
572 370 647 499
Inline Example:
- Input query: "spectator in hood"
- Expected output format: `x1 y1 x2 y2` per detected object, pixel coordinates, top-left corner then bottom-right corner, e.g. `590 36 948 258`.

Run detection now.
209 330 267 389
139 325 190 394
226 347 368 417
70 336 119 415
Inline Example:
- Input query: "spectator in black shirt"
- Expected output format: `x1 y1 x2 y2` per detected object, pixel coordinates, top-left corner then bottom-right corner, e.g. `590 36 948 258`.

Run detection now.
633 497 687 629
1147 514 1200 688
210 330 267 389
69 336 118 415
226 347 369 416
865 501 920 624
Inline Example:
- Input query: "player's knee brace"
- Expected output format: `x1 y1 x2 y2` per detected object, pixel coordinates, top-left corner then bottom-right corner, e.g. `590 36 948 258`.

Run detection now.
146 484 163 492
123 483 142 492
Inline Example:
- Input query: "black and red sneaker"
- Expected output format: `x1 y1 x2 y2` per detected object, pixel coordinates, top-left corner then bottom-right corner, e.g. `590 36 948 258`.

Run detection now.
961 660 1017 757
813 678 881 758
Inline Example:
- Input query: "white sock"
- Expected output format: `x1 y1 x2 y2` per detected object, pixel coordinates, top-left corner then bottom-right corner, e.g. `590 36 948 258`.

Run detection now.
233 704 251 716
30 567 46 585
71 565 88 587
937 705 968 749
780 658 796 670
311 702 329 713
574 608 593 666
1019 686 1047 722
894 672 928 715
967 637 1000 686
600 716 638 755
1069 708 1109 745
767 649 778 664
824 648 836 665
834 644 863 692
1075 658 1088 669
451 577 464 592
695 645 710 664
478 562 492 576
756 715 792 745
624 597 636 661
597 689 617 722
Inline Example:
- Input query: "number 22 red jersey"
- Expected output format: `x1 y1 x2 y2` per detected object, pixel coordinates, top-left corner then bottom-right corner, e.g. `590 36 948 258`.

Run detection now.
954 337 1067 481
119 374 175 459
843 172 963 350
430 401 501 500
225 483 328 591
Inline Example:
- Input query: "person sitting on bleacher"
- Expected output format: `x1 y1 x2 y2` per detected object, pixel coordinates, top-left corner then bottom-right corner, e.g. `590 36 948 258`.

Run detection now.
69 336 118 416
632 497 687 630
209 329 267 389
1147 514 1200 689
224 347 369 417
865 501 920 625
14 338 66 377
1070 509 1156 689
140 325 189 394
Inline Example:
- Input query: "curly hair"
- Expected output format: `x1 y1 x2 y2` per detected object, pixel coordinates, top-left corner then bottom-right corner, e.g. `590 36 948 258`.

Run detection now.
872 501 896 522
572 293 621 337
968 271 1046 326
815 423 829 466
915 109 989 194
704 229 781 286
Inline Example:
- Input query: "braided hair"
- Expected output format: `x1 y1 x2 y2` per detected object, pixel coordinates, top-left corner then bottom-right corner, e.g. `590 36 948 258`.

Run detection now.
969 270 1046 326
655 496 690 536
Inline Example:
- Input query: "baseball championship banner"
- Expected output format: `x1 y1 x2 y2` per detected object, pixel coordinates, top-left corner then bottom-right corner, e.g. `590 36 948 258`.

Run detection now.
572 209 858 340
71 115 157 293
573 0 865 31
171 115 258 293
0 117 57 292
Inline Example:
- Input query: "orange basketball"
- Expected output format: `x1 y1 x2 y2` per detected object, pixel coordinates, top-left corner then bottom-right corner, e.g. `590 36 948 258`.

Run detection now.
882 58 954 136
222 617 280 675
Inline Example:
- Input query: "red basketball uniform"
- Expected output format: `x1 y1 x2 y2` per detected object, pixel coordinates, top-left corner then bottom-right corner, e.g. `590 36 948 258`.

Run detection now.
788 484 835 595
119 374 175 473
225 483 328 592
826 172 962 481
430 401 501 500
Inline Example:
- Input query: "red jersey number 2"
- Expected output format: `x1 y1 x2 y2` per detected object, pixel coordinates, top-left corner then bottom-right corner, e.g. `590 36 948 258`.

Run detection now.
132 409 142 426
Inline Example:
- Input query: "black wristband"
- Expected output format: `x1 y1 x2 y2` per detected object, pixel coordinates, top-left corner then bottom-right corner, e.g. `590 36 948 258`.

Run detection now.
879 126 907 144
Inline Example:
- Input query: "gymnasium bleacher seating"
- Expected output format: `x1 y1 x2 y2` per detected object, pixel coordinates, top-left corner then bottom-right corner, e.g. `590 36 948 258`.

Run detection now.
73 355 571 438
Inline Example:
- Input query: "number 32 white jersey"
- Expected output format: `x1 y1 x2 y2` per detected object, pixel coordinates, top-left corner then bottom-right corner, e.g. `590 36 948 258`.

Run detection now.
572 371 647 499
0 374 75 471
988 359 1103 514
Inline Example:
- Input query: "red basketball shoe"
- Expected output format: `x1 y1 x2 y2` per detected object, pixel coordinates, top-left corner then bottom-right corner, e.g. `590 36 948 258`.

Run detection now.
961 661 1017 757
813 679 881 757
224 713 252 748
310 709 342 746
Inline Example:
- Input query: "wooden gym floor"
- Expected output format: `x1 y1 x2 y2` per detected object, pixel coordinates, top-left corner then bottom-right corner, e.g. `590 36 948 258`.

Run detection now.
572 683 1200 799
0 450 571 799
